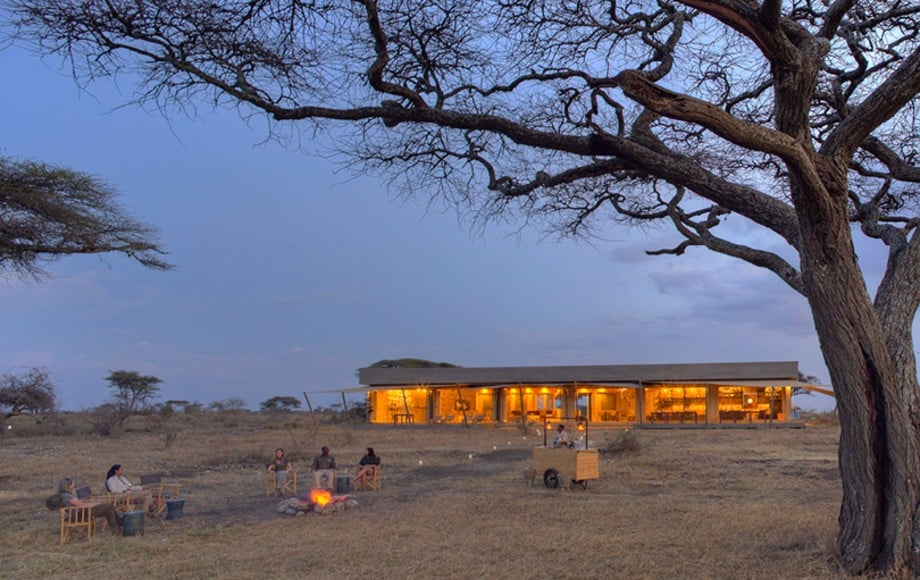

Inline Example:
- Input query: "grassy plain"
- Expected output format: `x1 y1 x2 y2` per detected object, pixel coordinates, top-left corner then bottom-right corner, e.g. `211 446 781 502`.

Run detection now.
0 414 850 579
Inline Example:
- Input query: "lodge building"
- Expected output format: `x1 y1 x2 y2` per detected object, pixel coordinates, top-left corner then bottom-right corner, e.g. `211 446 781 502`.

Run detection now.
357 361 824 427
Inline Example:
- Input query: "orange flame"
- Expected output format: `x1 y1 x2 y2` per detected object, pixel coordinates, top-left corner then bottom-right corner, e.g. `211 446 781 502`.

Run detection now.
310 488 332 506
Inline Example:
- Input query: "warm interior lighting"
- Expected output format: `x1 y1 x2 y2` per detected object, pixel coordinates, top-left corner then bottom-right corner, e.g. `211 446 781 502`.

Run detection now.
310 488 332 506
540 387 549 393
597 388 607 393
481 388 489 394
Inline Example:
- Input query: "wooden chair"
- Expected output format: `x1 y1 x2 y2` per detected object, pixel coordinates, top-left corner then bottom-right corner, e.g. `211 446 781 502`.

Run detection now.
366 465 381 491
140 474 181 516
107 492 132 514
77 484 127 516
353 465 381 491
265 469 297 496
60 505 95 544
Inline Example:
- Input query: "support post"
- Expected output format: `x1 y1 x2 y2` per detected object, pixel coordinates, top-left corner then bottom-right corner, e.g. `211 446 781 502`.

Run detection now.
518 384 526 425
456 384 469 428
302 392 318 430
768 387 775 427
341 392 352 425
400 388 412 426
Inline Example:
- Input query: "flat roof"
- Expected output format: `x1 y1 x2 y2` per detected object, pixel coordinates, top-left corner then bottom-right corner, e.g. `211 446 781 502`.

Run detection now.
358 361 801 387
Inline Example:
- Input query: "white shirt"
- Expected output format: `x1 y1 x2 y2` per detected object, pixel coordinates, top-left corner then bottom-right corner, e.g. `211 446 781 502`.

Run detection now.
107 474 138 493
552 431 569 447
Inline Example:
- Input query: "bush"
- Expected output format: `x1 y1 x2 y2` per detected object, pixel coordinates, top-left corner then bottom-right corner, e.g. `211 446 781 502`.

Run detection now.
801 409 839 426
159 420 180 449
208 397 248 413
602 429 642 455
86 404 122 437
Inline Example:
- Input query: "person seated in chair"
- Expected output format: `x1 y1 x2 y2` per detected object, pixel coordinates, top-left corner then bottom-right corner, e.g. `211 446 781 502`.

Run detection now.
552 424 570 448
352 447 380 490
106 464 153 513
310 446 336 489
58 477 120 534
266 448 293 495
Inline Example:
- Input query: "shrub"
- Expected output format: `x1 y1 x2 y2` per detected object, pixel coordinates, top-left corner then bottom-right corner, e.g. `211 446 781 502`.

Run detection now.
208 397 248 413
160 423 179 449
86 403 122 437
602 429 642 455
801 409 839 426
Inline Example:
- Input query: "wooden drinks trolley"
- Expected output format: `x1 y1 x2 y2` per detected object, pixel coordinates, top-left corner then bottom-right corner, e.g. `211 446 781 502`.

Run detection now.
532 417 599 489
532 446 599 489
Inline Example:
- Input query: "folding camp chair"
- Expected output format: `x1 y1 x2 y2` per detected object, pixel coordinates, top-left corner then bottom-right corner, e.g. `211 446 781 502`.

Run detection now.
60 505 95 544
352 465 382 491
139 474 181 516
76 485 129 515
265 469 297 496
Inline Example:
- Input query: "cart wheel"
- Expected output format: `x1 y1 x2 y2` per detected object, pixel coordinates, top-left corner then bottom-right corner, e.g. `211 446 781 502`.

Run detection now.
543 469 560 489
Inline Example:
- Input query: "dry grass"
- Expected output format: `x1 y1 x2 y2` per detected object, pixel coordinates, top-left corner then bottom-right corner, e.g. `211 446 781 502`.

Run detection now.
0 415 858 579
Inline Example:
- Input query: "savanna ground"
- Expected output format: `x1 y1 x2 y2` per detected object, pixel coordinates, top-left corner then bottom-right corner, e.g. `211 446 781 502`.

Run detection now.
0 412 853 579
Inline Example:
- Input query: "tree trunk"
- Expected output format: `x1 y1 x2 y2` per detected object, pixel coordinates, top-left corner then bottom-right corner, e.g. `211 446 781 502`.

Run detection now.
795 182 920 574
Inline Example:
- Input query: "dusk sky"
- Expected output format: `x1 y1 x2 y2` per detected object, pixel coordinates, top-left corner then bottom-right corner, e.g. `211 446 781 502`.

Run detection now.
0 44 860 413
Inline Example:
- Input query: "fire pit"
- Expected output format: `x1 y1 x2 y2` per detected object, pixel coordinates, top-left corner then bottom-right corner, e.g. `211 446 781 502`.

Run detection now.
277 488 359 516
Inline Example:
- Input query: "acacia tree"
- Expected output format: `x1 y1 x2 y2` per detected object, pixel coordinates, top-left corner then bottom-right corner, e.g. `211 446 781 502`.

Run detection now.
0 156 171 278
260 396 301 413
105 370 162 422
0 366 56 418
5 0 920 573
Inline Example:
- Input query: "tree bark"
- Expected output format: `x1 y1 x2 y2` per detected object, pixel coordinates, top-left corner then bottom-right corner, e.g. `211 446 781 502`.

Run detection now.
795 179 920 574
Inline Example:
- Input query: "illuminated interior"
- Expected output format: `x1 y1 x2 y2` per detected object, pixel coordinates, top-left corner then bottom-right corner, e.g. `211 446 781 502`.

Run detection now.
365 383 792 425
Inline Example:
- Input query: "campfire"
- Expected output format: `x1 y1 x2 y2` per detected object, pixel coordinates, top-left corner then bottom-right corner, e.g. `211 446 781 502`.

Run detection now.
277 488 359 516
310 488 332 506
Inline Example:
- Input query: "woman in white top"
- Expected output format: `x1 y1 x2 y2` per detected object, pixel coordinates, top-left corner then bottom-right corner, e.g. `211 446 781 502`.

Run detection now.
106 464 153 513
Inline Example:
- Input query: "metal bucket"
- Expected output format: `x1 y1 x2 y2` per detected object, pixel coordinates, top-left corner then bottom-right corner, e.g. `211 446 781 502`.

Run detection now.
335 475 352 494
165 498 185 520
122 510 145 536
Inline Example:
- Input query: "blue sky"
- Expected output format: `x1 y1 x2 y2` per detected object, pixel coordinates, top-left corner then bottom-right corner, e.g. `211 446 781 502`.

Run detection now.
0 45 850 412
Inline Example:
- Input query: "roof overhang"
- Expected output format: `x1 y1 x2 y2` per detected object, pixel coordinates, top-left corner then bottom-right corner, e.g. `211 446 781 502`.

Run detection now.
358 361 801 387
798 384 835 397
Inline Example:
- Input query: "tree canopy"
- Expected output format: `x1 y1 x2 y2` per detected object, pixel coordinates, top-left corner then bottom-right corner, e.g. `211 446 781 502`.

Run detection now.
260 396 301 412
104 370 162 418
0 155 171 278
0 366 56 418
5 0 920 573
369 358 459 369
